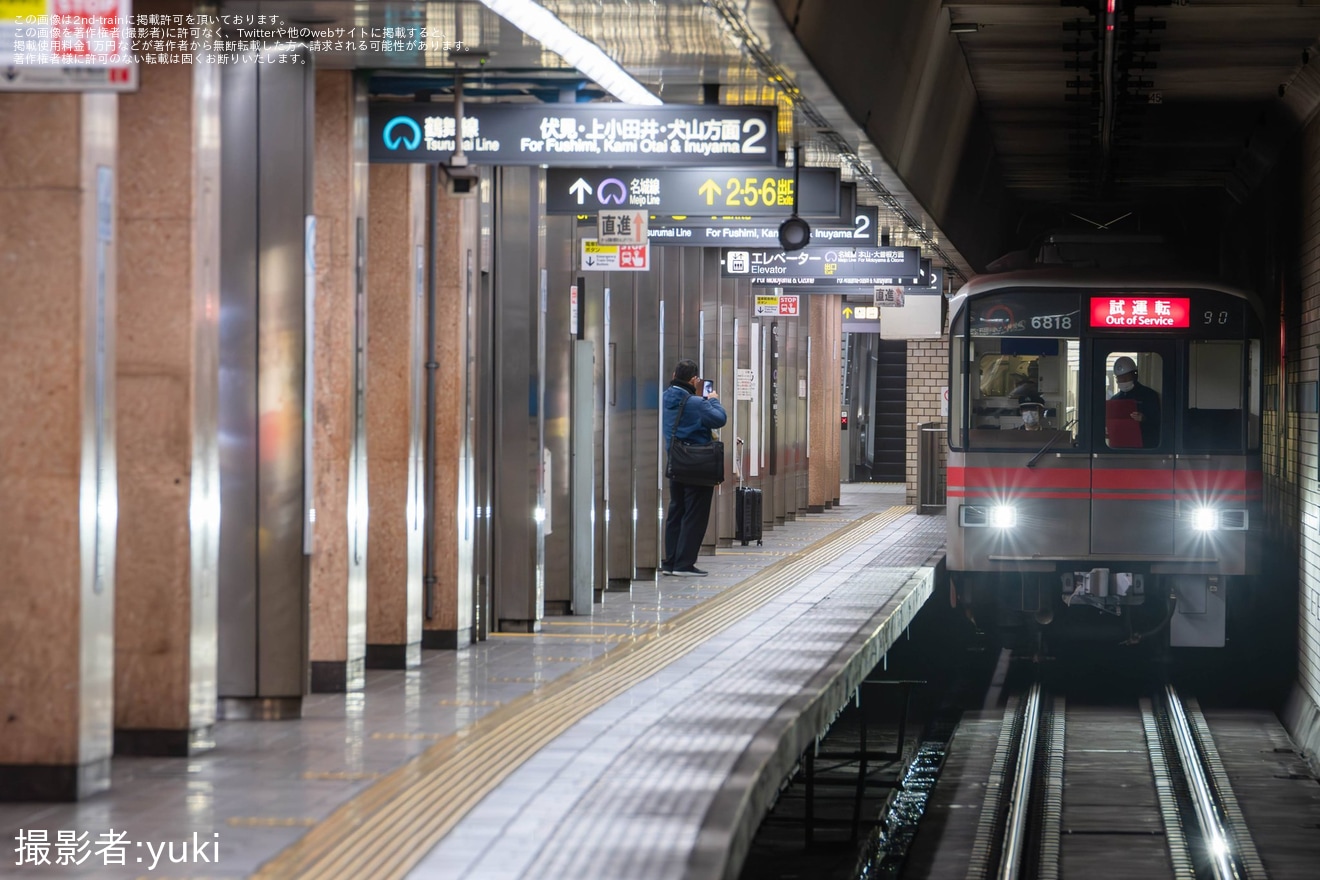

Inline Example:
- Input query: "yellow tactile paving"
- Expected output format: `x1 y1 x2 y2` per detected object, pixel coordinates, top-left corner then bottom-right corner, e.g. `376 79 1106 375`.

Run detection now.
252 507 909 880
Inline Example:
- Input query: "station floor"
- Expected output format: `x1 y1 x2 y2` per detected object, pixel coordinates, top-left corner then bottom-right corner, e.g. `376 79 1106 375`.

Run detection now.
1 484 946 880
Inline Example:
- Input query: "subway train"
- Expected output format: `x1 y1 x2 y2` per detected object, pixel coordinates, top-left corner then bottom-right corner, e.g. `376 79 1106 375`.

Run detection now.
944 254 1265 649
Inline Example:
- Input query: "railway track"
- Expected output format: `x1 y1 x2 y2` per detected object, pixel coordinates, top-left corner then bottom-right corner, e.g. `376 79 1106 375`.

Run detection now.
967 683 1267 880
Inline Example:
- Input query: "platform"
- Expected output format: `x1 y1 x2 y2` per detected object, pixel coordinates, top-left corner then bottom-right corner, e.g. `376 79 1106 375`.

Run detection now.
0 485 945 879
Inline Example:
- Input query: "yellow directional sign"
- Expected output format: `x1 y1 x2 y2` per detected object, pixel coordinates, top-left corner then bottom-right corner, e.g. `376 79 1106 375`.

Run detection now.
0 0 45 19
698 180 723 204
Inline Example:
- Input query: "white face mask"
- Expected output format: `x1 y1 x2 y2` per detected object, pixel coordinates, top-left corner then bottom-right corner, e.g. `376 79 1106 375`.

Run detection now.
1117 379 1135 393
1021 410 1040 427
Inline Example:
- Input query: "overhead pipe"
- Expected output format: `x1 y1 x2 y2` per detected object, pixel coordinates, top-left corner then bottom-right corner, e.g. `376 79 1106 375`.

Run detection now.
1100 0 1119 182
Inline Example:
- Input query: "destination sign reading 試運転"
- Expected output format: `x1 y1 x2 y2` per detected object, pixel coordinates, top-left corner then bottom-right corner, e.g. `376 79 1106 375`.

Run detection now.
719 245 921 286
370 103 779 166
547 167 841 217
644 206 880 247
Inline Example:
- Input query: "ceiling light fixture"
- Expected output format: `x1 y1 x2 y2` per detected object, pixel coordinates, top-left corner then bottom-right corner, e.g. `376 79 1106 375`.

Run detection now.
950 22 982 34
476 0 662 105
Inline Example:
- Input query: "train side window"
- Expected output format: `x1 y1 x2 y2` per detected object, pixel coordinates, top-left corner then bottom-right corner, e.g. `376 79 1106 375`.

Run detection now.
1184 340 1245 453
1103 351 1163 449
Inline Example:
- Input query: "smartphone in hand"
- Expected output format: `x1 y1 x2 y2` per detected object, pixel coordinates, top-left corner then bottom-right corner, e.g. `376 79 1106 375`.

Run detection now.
703 380 714 397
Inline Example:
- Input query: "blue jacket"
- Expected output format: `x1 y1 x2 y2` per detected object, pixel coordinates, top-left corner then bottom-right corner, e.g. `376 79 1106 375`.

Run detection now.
663 381 727 446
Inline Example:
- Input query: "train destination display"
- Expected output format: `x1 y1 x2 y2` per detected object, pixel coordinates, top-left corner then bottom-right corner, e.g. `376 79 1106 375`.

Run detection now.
1089 296 1191 328
971 291 1248 337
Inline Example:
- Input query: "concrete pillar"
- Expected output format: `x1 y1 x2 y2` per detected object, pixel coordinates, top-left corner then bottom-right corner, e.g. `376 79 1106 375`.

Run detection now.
0 92 118 800
308 70 369 692
364 163 426 667
425 181 480 648
113 19 221 755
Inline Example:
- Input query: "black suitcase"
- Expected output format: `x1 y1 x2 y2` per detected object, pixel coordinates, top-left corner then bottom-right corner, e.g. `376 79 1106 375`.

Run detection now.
736 486 763 546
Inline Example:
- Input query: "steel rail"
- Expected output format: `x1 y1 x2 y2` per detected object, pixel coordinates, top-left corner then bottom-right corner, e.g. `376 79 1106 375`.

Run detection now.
1164 685 1240 880
998 682 1042 880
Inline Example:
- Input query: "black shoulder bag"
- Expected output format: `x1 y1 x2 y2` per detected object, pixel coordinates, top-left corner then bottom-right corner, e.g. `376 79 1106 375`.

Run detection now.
665 394 725 486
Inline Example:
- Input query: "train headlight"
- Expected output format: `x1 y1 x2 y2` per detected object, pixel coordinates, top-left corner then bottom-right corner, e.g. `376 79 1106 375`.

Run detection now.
989 505 1017 528
1192 507 1219 531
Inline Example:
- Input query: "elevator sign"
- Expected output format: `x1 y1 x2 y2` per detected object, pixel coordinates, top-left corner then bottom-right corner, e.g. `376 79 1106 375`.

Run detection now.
370 103 778 167
720 246 921 287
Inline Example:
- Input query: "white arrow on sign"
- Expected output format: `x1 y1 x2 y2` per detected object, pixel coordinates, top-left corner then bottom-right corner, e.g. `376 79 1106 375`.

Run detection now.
569 178 593 205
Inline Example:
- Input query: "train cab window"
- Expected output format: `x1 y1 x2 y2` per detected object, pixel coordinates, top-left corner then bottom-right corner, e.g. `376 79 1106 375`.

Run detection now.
1184 340 1246 453
966 338 1080 447
1103 351 1163 448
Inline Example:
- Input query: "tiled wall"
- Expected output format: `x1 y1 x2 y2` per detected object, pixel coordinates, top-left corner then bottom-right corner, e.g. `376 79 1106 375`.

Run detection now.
905 338 948 506
1292 113 1320 732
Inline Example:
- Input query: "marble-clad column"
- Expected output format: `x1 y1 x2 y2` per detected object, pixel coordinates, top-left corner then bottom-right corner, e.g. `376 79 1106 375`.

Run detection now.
0 92 119 800
808 294 843 511
113 11 222 754
308 69 369 692
425 181 479 649
364 163 425 667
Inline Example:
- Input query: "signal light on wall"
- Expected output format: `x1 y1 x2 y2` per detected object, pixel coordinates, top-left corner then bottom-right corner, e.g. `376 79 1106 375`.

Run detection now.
840 410 849 430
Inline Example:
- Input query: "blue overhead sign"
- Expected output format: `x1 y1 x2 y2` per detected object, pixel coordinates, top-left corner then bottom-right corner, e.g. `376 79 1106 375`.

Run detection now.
370 103 779 166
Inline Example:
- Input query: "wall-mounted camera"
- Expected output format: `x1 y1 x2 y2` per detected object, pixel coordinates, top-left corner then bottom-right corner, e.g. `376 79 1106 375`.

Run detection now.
441 164 479 197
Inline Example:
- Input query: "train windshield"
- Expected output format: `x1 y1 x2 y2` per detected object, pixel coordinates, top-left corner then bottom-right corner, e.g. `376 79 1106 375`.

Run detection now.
954 288 1262 453
965 338 1081 446
959 291 1082 448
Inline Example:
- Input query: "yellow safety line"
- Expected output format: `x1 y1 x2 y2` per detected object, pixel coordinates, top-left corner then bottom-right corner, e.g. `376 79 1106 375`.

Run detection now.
253 507 910 880
538 621 650 627
486 632 633 640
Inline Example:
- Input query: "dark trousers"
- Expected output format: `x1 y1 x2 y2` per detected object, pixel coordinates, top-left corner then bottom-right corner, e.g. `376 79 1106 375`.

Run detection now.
663 479 715 571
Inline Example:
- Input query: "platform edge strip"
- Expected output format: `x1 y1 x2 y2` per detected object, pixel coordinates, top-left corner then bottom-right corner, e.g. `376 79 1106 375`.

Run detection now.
700 557 942 880
253 507 912 880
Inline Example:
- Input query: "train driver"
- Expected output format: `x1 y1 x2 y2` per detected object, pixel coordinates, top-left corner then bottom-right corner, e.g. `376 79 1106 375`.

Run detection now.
1016 391 1048 431
1108 356 1160 447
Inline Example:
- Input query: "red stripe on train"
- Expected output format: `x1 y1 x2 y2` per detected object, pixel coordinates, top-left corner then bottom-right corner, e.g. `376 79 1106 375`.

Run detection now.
946 466 1089 489
948 465 1260 500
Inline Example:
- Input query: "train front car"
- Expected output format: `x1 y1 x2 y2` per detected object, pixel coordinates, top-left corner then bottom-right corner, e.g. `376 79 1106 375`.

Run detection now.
946 270 1264 650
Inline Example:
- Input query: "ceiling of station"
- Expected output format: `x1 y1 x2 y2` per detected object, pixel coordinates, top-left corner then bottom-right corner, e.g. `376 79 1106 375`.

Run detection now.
227 0 963 271
947 0 1320 230
232 0 1320 275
